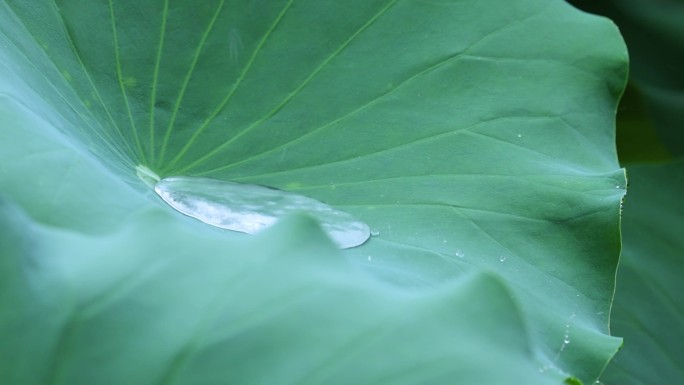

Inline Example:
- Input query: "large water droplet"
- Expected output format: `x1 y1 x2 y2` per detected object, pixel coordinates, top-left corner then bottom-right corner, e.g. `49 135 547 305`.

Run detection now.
154 176 370 249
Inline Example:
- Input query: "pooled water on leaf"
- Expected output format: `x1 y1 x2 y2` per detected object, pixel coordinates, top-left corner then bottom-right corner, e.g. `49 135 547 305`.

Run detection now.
153 175 370 249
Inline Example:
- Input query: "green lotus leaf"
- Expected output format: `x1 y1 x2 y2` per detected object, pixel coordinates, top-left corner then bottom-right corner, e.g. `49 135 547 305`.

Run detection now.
0 0 628 383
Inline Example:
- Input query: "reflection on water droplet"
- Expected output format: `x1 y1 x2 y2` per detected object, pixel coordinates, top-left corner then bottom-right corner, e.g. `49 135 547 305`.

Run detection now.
367 255 372 261
455 250 464 258
371 230 380 236
517 134 522 138
499 255 507 262
154 176 370 249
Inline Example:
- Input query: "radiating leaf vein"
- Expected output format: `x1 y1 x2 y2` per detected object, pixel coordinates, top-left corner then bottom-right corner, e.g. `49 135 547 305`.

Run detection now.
108 0 146 162
158 0 226 165
172 0 402 173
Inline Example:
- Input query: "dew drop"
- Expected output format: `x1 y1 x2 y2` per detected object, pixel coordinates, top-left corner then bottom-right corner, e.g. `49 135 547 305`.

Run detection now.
371 230 380 236
455 250 465 258
517 134 522 138
499 255 507 262
153 175 371 249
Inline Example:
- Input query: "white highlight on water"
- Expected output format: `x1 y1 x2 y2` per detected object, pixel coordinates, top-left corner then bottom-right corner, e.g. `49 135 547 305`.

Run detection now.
153 175 371 249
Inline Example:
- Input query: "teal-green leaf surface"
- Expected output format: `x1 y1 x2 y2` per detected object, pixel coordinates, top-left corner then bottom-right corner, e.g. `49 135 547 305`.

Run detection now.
0 1 628 384
0 198 560 385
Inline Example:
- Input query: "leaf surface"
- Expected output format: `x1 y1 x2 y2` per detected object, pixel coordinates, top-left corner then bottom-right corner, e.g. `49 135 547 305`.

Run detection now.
0 196 560 385
0 1 629 383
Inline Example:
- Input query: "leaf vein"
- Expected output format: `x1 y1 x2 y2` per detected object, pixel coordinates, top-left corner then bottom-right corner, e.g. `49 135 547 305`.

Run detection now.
158 0 226 165
175 0 401 173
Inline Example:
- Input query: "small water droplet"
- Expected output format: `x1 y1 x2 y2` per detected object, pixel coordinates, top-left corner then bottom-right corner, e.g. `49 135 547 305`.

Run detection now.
367 255 372 261
517 134 522 138
154 176 371 249
499 255 507 262
455 250 464 258
563 335 571 344
371 230 380 236
538 364 551 374
615 185 621 189
442 239 447 244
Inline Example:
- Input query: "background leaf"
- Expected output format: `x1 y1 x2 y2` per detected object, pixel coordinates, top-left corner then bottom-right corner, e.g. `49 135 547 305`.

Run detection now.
599 158 684 384
568 0 684 159
566 2 684 383
0 0 629 383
